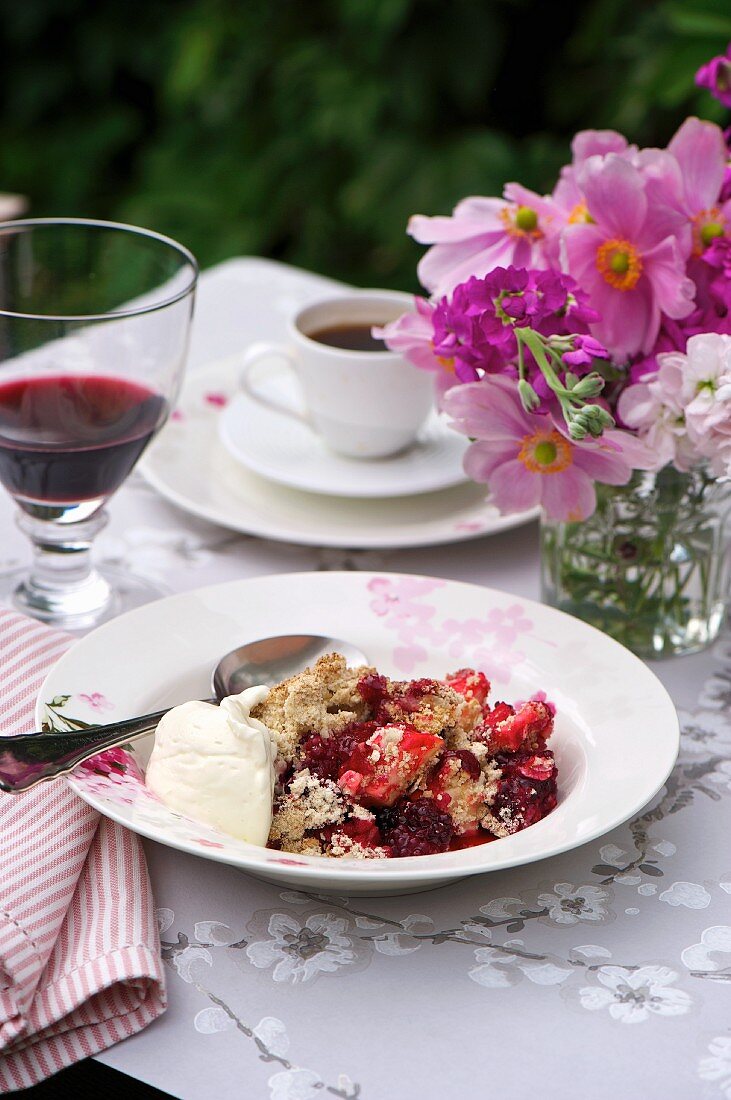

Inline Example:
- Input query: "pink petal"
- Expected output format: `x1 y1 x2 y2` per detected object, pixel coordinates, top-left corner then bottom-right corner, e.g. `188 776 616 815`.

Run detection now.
668 116 727 212
579 154 647 240
616 383 655 427
541 466 597 521
511 236 534 268
643 237 696 319
487 460 543 514
552 168 583 213
602 428 658 470
572 440 633 484
572 130 629 164
464 441 519 482
562 223 606 286
590 278 657 359
443 377 535 440
504 182 555 219
633 150 691 249
408 206 502 244
416 233 508 295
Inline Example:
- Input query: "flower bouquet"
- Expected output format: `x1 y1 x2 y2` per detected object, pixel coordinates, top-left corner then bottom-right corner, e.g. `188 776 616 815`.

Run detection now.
379 48 731 659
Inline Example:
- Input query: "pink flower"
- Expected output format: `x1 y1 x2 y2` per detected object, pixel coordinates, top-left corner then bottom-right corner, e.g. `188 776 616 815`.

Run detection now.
444 375 649 521
563 154 696 360
547 130 635 256
373 297 444 373
408 186 552 297
78 692 114 713
667 117 731 257
696 44 731 108
483 605 533 648
77 747 145 783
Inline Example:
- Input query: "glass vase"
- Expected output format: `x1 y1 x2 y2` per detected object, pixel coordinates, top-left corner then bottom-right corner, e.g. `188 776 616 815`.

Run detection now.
540 466 731 659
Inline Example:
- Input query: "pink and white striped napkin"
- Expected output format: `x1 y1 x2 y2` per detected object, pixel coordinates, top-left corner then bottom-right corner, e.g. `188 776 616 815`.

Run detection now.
0 610 166 1091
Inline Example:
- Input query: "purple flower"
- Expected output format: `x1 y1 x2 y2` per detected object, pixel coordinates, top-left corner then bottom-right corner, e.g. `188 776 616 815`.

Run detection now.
562 335 610 367
443 376 651 522
696 44 731 108
703 235 731 311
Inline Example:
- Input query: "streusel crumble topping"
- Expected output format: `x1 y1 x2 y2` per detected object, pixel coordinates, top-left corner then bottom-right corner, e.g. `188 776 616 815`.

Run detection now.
252 654 558 859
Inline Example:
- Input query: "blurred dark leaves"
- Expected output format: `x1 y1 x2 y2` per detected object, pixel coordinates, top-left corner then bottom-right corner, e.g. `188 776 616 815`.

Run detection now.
1 0 729 288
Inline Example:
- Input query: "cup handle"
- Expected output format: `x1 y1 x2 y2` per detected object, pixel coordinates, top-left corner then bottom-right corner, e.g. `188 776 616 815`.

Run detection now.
240 342 310 424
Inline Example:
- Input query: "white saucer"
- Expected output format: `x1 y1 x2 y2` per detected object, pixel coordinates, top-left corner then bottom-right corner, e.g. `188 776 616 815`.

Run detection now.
139 355 539 549
218 361 468 498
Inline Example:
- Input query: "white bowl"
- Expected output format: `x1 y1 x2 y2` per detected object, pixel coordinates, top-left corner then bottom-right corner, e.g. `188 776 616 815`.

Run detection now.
37 572 679 896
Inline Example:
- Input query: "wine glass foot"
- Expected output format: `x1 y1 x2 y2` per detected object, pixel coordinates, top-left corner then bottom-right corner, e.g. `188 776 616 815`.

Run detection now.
0 566 172 634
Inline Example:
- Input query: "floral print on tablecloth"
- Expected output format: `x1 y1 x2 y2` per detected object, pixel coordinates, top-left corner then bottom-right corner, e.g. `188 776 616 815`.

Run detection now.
151 632 731 1099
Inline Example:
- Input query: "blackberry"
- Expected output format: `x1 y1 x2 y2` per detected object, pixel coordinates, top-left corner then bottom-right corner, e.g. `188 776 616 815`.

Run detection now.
379 797 453 857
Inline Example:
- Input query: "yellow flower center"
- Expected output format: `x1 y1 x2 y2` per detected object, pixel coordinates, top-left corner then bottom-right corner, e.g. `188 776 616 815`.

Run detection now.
518 429 573 474
692 208 726 255
515 205 538 232
596 238 643 291
500 204 544 240
568 203 595 225
436 355 455 374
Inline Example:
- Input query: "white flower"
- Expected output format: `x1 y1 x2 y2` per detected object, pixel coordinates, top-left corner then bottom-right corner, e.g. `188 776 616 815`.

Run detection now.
268 1068 322 1100
652 840 677 857
681 925 731 972
536 883 611 924
468 929 572 988
681 333 731 415
659 881 711 909
699 1036 731 1098
709 760 731 795
618 356 699 472
478 898 524 922
246 913 357 983
699 667 731 712
171 945 213 983
194 1006 235 1034
253 1017 289 1057
194 921 239 946
469 943 523 988
578 965 692 1023
156 907 174 934
373 913 435 956
599 843 628 866
679 708 731 760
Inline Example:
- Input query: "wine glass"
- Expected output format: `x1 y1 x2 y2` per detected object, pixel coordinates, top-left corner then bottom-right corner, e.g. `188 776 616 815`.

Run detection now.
0 218 198 630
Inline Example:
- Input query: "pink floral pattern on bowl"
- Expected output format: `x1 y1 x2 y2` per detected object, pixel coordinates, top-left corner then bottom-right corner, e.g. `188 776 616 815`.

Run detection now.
366 575 531 682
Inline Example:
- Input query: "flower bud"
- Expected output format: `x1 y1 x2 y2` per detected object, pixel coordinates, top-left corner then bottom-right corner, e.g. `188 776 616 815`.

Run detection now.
572 373 605 399
518 378 541 412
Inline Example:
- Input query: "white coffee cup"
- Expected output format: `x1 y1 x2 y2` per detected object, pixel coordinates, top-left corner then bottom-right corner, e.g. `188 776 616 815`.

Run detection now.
239 290 434 459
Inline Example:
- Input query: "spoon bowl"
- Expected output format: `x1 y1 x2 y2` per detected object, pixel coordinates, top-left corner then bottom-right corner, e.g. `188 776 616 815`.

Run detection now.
0 633 368 792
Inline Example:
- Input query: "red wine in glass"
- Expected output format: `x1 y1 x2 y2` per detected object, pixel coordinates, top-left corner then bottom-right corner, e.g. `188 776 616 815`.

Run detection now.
0 374 167 507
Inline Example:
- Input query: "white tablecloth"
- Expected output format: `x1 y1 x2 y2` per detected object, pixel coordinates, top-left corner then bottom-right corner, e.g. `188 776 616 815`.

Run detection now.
1 260 729 1100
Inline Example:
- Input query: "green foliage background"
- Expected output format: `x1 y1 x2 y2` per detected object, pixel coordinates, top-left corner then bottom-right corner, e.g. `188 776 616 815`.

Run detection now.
1 0 730 290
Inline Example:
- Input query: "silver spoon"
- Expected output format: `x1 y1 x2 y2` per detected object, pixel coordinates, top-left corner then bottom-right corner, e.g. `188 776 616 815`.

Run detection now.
0 634 368 793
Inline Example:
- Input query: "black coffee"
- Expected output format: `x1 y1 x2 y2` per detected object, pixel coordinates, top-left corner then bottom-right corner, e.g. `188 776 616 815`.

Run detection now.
307 323 388 352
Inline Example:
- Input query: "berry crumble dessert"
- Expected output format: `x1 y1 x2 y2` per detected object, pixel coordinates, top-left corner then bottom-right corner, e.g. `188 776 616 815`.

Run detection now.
250 653 558 859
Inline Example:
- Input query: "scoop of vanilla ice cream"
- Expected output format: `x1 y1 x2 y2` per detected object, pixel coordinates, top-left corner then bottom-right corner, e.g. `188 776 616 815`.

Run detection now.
145 686 275 844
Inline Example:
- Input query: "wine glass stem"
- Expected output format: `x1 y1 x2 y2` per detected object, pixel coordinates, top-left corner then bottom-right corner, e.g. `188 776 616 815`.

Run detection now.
14 509 112 626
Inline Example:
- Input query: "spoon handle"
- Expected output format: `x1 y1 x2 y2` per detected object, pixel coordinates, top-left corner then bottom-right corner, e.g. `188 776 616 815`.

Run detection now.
0 703 213 793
